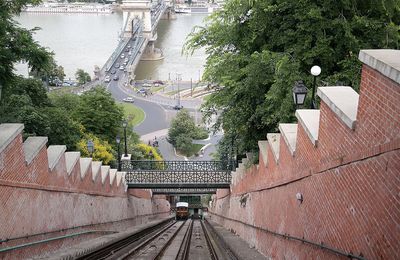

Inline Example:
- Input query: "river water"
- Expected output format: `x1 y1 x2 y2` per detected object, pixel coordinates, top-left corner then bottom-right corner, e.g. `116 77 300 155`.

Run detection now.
15 12 207 81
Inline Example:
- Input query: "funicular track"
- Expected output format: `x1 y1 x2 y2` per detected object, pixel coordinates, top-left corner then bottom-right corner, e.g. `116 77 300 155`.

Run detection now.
76 219 239 260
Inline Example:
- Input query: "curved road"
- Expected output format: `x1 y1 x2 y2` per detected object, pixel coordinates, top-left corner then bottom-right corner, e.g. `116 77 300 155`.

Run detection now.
105 70 169 136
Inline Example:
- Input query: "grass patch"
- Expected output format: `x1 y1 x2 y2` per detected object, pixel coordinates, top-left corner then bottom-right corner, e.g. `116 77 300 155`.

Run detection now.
203 94 212 102
50 86 79 94
165 90 180 96
119 102 145 126
177 143 204 157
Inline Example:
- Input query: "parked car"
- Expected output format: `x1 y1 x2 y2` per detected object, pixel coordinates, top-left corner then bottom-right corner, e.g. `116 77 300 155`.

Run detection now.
113 75 119 81
120 54 125 59
123 97 134 103
153 80 164 85
119 65 125 70
173 105 183 110
127 44 131 48
124 58 129 63
110 70 116 74
104 76 111 83
115 63 120 68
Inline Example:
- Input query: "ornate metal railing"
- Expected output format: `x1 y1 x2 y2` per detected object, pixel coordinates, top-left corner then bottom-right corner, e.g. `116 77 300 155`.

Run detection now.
123 160 233 189
152 188 217 195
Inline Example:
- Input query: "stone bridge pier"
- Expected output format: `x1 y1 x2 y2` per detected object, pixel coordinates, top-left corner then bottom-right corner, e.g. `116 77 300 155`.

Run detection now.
122 0 164 61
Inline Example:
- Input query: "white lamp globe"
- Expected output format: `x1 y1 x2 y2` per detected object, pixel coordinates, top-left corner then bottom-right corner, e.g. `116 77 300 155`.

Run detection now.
310 65 321 76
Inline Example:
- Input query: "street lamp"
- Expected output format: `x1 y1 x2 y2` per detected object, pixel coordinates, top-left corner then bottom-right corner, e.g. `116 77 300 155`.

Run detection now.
292 81 308 107
176 73 182 108
122 120 128 157
87 140 94 158
116 135 121 171
310 65 321 109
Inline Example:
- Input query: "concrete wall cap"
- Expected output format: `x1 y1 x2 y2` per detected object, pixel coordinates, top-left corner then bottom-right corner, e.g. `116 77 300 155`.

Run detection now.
267 133 281 164
101 166 110 184
23 137 48 165
109 169 117 185
80 158 92 179
65 152 80 175
92 161 102 181
279 123 298 156
295 110 320 146
47 145 67 171
257 140 268 167
317 86 359 129
359 49 400 84
0 123 24 154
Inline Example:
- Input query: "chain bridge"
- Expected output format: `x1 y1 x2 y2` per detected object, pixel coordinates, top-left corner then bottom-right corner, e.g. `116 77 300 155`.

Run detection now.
122 160 233 190
94 0 172 82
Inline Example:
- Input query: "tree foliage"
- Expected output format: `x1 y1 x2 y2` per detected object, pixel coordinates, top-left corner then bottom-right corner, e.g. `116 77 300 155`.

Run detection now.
73 87 124 145
185 0 400 153
75 69 91 85
77 133 114 165
0 0 54 100
168 109 208 145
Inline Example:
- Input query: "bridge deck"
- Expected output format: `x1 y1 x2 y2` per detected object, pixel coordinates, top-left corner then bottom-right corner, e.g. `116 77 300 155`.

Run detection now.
123 160 233 189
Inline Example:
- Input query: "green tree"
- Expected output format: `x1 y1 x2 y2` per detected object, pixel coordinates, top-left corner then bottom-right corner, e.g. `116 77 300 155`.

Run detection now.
0 0 54 101
40 107 81 150
75 69 91 85
185 0 400 153
74 86 124 144
168 109 198 145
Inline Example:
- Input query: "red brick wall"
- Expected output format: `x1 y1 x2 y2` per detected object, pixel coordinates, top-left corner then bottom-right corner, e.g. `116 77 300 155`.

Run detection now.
210 62 400 259
0 130 170 258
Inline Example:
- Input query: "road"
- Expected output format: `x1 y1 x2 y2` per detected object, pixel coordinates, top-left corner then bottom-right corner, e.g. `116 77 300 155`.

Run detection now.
106 74 169 136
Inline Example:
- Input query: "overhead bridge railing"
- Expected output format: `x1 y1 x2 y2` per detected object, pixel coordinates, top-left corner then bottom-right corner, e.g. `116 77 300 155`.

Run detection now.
123 160 234 189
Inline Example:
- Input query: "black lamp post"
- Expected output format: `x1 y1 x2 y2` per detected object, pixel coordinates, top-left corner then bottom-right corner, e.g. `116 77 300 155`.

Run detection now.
87 140 94 158
116 135 121 171
310 65 321 109
292 81 308 108
122 120 128 156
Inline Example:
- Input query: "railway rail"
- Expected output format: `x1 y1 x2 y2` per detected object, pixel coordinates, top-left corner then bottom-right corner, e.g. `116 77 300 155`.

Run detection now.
76 219 239 260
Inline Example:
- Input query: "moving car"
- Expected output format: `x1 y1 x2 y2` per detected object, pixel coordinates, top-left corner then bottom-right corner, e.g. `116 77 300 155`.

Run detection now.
120 54 125 59
113 75 119 81
122 97 134 103
114 63 120 68
119 65 124 70
104 76 111 83
110 70 116 74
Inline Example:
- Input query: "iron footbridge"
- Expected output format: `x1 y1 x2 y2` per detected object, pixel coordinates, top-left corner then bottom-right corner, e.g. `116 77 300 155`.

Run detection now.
123 160 233 189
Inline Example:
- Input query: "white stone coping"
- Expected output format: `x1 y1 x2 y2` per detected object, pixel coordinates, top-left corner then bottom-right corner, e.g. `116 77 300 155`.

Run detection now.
317 86 359 129
47 145 67 171
257 140 268 167
359 49 400 84
0 123 24 154
23 137 48 165
121 154 132 161
109 169 117 185
295 110 320 146
278 123 298 156
91 161 102 181
116 172 124 186
267 133 280 164
80 158 92 179
65 152 80 175
101 166 110 184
